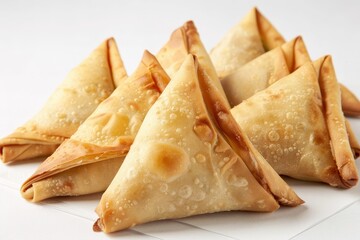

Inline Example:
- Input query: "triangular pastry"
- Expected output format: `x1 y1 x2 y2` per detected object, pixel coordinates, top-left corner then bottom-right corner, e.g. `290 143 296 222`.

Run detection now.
210 7 285 79
222 36 310 107
156 20 228 104
93 55 303 233
21 51 170 202
231 58 358 188
0 38 127 163
221 37 360 157
211 8 359 116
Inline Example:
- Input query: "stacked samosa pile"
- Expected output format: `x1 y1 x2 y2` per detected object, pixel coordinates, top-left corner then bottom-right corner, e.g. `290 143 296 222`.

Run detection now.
20 21 230 202
209 7 359 187
94 55 303 233
21 50 170 202
211 7 360 117
0 7 359 234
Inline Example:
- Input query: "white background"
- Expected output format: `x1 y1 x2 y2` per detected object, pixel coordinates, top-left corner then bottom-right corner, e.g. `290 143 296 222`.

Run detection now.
0 0 360 239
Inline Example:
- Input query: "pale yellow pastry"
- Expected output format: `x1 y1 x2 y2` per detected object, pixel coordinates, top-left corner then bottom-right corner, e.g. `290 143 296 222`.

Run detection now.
94 55 303 233
0 38 127 163
21 51 170 202
231 57 358 188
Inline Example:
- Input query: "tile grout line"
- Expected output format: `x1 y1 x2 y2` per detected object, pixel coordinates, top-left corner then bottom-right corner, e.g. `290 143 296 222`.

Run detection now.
1 177 235 239
172 220 238 240
1 182 162 239
0 179 18 190
288 199 360 239
36 204 163 240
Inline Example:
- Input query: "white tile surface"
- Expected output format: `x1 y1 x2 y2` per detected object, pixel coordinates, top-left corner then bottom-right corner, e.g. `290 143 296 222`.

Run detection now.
1 0 360 239
292 200 360 240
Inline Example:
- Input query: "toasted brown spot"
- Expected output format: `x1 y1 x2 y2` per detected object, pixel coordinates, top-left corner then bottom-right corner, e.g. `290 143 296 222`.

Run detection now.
93 219 103 232
312 130 325 145
269 92 282 100
308 100 322 124
322 64 330 75
143 143 189 182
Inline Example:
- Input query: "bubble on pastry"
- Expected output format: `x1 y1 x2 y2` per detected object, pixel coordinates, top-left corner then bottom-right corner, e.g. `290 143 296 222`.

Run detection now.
227 174 248 187
269 144 276 151
178 185 192 199
169 113 177 120
286 112 293 119
157 205 165 214
285 124 293 132
159 183 168 193
56 112 67 119
195 153 206 163
268 130 280 142
276 148 283 156
127 167 136 179
168 203 177 212
257 199 266 209
192 190 206 202
194 178 200 185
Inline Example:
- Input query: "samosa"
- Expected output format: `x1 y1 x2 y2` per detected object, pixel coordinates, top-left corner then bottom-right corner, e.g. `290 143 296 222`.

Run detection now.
210 7 284 79
156 20 228 104
211 7 360 116
0 38 127 163
221 37 360 157
221 36 309 107
231 57 358 188
94 55 303 233
21 51 169 202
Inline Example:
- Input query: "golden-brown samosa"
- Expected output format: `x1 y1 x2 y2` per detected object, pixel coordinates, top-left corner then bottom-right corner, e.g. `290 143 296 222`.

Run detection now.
0 38 127 163
231 57 358 188
210 7 284 79
221 37 359 157
222 36 309 107
156 20 228 104
211 8 360 116
21 51 169 202
94 55 303 233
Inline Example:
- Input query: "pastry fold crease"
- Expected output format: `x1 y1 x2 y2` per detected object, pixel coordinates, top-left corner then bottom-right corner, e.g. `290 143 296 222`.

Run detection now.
94 55 303 233
21 51 170 202
0 38 127 163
